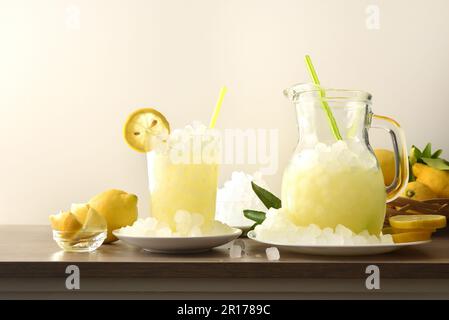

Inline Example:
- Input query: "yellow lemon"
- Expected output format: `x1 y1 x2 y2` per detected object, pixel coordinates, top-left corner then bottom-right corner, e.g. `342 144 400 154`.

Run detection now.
88 189 138 243
413 163 449 198
392 231 432 243
123 108 170 153
374 149 395 186
402 181 437 201
71 203 107 232
389 214 447 230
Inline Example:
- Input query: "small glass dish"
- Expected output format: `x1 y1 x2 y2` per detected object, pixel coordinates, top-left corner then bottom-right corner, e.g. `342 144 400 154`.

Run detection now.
52 230 106 252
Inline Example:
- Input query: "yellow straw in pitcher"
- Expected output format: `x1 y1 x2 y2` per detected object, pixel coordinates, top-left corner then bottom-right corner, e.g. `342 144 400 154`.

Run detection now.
304 55 342 140
209 86 227 129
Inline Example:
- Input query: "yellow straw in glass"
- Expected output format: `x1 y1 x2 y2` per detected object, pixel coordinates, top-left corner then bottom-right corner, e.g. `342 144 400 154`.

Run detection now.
209 86 227 129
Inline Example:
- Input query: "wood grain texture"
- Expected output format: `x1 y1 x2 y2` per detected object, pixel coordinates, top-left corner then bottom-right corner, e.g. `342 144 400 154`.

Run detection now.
0 226 448 279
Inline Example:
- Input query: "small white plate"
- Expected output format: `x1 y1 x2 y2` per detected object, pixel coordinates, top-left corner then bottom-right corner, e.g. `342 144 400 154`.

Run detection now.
247 231 431 256
113 228 242 254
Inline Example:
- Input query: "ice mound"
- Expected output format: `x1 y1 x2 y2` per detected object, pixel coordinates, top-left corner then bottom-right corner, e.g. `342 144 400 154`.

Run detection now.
291 140 377 171
216 171 268 227
254 208 393 246
117 210 234 237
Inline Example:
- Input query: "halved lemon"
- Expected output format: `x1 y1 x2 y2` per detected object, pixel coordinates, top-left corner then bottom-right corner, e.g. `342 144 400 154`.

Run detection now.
392 231 432 243
389 214 447 230
123 108 170 153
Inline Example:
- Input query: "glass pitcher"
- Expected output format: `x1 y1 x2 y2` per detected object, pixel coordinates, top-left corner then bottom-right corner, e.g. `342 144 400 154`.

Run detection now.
282 83 408 235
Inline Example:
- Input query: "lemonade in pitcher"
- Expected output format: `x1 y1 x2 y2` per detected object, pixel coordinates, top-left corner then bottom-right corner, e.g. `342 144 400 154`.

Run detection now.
282 83 408 235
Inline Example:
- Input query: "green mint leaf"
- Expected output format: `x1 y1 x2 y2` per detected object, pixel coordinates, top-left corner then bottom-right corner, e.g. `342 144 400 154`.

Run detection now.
243 209 266 224
411 145 422 157
422 143 432 158
421 157 449 170
431 149 443 159
251 181 282 209
408 162 415 182
409 146 421 165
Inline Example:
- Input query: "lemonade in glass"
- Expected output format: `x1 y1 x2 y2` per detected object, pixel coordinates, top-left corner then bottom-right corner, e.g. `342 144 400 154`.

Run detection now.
147 123 220 230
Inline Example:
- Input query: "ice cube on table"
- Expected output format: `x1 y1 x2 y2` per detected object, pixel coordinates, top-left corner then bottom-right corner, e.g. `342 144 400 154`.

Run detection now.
266 247 280 261
229 244 242 258
233 239 246 252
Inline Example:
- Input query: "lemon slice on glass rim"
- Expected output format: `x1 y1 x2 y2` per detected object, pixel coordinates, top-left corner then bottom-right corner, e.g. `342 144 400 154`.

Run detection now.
123 108 170 153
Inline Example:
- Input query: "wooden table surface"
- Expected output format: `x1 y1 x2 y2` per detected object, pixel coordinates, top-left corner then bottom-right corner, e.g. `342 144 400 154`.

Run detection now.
1 225 449 280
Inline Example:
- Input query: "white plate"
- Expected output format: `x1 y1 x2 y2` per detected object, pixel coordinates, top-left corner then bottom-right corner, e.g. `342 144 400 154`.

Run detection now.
247 231 431 256
113 228 242 254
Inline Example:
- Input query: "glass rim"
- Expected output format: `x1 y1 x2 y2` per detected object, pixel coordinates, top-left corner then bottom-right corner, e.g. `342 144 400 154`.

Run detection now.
284 83 373 103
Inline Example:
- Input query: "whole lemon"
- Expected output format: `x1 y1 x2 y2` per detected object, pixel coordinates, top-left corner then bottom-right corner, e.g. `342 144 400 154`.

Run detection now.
402 181 437 201
89 189 138 243
413 163 449 198
374 149 395 186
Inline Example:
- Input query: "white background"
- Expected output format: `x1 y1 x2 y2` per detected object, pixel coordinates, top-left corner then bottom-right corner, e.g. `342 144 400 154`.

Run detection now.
1 0 448 224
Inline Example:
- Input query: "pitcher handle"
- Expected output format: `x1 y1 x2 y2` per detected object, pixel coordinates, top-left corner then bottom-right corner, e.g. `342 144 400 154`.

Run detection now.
370 114 409 202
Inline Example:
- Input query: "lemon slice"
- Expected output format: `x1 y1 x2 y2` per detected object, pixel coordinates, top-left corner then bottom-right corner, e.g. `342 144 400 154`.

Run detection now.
49 211 83 240
389 214 447 230
50 211 82 232
392 227 436 234
71 203 107 232
392 231 432 243
123 108 170 153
